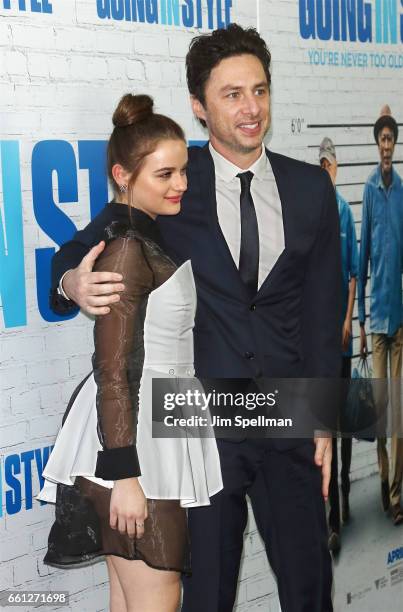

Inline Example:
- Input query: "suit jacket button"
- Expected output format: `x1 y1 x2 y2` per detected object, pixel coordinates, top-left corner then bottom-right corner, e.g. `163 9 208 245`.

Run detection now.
250 304 256 311
244 352 255 359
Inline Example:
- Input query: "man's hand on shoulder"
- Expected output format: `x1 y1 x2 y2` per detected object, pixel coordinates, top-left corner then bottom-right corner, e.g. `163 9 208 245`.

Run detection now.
62 241 125 316
313 434 332 501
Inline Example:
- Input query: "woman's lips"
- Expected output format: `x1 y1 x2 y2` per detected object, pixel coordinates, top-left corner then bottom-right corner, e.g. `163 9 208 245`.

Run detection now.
165 196 182 203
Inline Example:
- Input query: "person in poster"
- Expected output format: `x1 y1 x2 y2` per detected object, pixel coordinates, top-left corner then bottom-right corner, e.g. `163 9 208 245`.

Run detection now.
319 137 359 553
358 105 403 526
48 24 341 612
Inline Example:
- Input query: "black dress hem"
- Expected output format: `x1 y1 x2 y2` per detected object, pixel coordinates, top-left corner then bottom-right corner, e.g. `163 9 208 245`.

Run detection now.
43 550 191 576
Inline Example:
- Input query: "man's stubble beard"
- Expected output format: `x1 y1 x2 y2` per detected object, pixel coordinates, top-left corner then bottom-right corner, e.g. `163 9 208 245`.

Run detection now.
210 121 270 156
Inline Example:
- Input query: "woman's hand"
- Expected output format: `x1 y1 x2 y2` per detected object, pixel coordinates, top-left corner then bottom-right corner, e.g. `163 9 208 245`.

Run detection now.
110 478 148 539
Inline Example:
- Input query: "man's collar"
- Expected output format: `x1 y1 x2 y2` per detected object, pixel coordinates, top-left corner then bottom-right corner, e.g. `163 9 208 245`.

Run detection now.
208 142 268 183
376 164 395 191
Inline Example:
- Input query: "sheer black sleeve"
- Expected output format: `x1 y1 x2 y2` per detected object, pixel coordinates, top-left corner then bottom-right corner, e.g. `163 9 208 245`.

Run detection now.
92 235 154 480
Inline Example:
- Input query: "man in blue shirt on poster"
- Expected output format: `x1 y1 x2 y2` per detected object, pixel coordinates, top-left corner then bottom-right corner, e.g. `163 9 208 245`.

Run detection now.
320 137 359 551
358 106 403 526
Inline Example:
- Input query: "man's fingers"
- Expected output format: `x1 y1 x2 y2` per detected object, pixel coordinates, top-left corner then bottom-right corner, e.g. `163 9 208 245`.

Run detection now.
62 245 124 311
314 444 324 467
87 294 120 308
89 271 124 284
322 443 332 500
86 306 111 316
314 439 332 500
87 282 125 297
322 458 331 500
81 241 107 271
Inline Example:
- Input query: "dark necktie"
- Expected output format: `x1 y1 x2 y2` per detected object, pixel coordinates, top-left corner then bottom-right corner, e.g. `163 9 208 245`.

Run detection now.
237 171 259 296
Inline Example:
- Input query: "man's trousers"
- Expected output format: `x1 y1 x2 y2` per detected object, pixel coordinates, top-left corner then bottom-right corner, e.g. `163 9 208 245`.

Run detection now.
372 327 403 507
328 357 352 533
182 439 333 612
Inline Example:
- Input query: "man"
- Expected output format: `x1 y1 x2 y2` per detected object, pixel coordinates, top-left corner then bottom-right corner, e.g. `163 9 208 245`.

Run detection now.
359 105 403 527
319 137 358 552
51 25 341 612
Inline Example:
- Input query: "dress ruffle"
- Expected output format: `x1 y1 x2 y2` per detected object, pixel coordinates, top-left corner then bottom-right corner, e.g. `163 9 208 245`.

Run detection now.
38 369 222 508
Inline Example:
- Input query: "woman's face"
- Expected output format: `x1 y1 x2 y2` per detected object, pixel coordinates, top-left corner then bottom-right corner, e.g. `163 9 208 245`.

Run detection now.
128 139 188 218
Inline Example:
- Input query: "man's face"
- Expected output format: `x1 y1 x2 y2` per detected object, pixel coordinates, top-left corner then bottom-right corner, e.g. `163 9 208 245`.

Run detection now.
378 126 395 175
321 157 338 186
191 54 270 162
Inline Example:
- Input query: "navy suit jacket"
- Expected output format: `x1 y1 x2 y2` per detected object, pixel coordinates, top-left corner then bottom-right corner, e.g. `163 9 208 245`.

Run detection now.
51 145 342 440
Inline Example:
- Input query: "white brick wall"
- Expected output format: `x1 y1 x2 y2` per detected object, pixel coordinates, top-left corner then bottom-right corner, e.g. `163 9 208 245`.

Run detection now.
1 1 402 610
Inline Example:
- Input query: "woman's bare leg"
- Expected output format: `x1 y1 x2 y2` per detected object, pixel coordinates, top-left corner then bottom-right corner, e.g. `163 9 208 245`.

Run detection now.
106 556 128 612
108 555 180 612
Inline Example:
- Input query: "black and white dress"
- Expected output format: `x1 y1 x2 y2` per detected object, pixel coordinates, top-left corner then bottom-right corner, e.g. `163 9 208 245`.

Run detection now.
38 204 222 573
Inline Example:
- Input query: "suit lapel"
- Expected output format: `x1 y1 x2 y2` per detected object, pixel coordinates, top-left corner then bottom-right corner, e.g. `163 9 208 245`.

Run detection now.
197 145 251 300
266 149 291 248
253 149 291 297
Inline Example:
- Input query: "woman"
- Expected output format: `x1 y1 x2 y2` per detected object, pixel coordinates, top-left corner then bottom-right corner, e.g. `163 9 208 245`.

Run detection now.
38 94 222 612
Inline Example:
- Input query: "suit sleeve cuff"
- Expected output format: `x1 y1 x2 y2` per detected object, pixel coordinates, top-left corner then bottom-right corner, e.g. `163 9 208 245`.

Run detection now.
49 270 78 315
94 445 141 480
49 288 79 315
58 270 73 300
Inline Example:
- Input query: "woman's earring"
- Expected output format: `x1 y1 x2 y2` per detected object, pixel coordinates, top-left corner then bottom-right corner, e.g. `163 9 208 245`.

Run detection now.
119 184 128 193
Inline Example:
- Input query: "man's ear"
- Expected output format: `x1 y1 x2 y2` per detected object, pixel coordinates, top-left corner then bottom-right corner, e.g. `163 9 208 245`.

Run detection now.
190 95 207 124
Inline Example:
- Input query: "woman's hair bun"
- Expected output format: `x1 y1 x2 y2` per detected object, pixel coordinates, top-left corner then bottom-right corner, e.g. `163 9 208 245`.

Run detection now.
112 94 154 128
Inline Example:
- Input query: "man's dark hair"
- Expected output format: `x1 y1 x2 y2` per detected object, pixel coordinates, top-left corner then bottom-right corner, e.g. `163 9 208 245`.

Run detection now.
373 115 398 145
186 23 271 127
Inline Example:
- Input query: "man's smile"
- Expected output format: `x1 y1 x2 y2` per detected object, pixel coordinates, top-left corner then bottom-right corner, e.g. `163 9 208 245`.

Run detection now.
237 121 262 136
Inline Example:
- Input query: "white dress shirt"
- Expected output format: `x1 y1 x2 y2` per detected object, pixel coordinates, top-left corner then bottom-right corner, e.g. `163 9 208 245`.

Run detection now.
209 143 285 289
